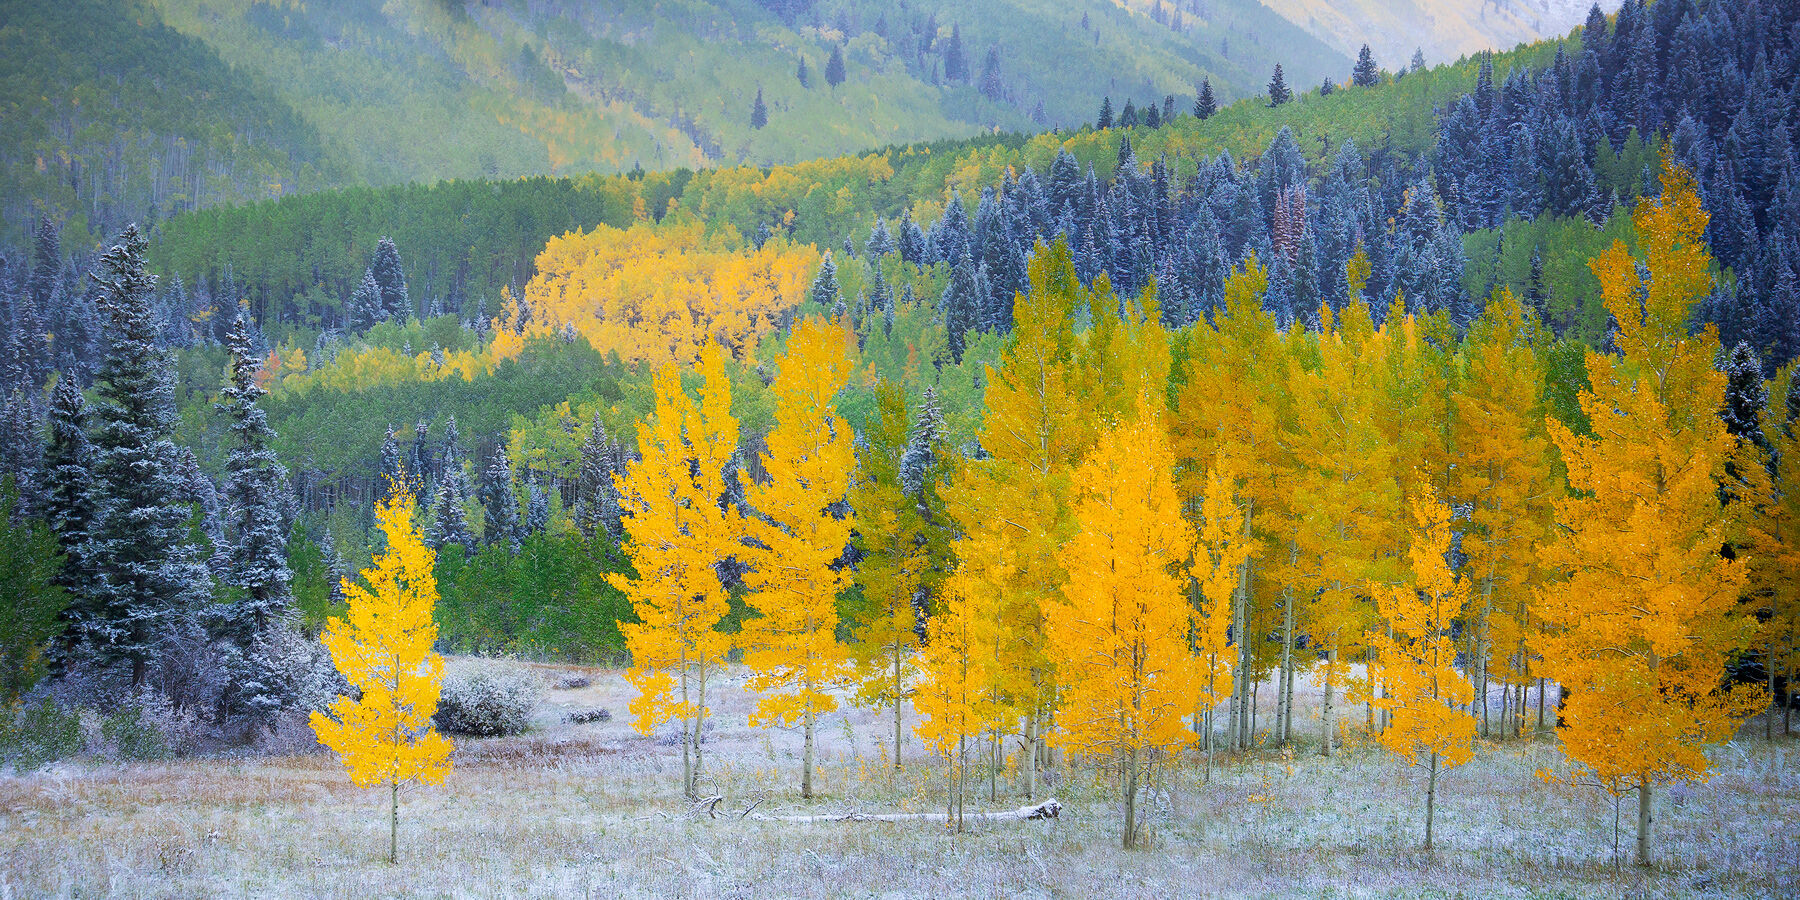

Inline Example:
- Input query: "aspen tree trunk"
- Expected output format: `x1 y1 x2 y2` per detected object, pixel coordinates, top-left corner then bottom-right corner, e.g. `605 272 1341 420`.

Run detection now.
1635 783 1653 867
1320 647 1336 757
1277 587 1295 746
1122 745 1140 849
1204 708 1215 782
1251 678 1259 744
1769 647 1778 741
1366 646 1377 733
1024 715 1038 801
989 729 1000 802
1232 505 1255 752
802 707 816 799
894 650 905 767
1536 677 1547 733
390 780 399 865
1424 752 1439 851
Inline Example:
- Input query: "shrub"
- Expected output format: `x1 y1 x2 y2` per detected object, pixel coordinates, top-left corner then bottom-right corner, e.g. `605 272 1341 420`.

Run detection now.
2 697 84 771
553 674 592 690
566 707 611 724
433 668 542 736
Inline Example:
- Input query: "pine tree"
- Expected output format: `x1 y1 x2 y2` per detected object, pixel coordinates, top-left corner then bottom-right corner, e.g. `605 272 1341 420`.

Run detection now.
1120 99 1139 128
43 375 96 674
1368 494 1477 851
750 88 768 129
942 251 977 364
574 414 622 540
1098 96 1114 129
1193 79 1216 120
349 269 384 332
978 44 1004 101
942 24 967 83
1267 64 1292 107
825 44 846 88
809 252 840 310
796 55 810 88
85 226 212 687
1353 44 1381 87
217 302 296 726
524 480 549 535
609 347 742 798
311 489 453 865
371 238 409 323
478 445 521 552
429 465 473 553
740 317 856 800
1540 163 1762 867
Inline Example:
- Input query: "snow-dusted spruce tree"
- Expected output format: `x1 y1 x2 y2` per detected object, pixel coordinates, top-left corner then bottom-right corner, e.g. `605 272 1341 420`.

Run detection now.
216 302 297 727
478 444 520 552
43 374 96 673
85 225 213 687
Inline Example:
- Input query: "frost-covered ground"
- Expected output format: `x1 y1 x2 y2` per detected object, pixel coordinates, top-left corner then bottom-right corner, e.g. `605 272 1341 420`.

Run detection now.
3 659 1796 899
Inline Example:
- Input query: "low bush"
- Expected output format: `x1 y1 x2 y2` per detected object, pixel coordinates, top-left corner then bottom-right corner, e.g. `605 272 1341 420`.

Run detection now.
566 708 611 724
1 697 83 771
433 669 542 737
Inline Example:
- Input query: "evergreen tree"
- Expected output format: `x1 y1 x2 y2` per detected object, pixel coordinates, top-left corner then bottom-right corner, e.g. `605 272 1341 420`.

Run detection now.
29 217 60 315
1720 342 1769 451
943 24 967 83
1268 64 1292 107
525 480 549 535
349 269 384 331
216 302 295 726
1194 78 1216 120
942 251 978 364
1098 96 1114 129
866 218 895 257
478 444 521 552
0 390 41 511
380 427 405 488
574 415 622 540
825 44 847 88
1353 44 1381 87
43 375 94 674
1410 48 1427 73
430 465 473 553
978 44 1005 101
85 226 212 687
1120 99 1139 128
810 252 840 309
750 88 768 129
796 54 810 88
370 238 409 323
1319 78 1335 97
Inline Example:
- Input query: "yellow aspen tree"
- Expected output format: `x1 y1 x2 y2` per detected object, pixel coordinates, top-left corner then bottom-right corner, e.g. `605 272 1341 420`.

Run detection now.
1539 160 1762 867
912 567 1004 831
1450 289 1559 739
847 379 930 768
740 316 857 800
608 346 741 798
1368 493 1476 851
1759 369 1800 737
1048 406 1197 850
1171 256 1288 753
311 488 454 865
1285 299 1400 756
1192 460 1251 781
946 239 1091 798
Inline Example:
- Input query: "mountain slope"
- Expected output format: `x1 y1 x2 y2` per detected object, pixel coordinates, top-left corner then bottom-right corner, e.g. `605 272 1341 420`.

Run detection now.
1260 0 1612 67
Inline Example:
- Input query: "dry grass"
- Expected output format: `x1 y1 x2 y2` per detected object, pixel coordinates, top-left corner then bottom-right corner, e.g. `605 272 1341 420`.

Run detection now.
3 659 1797 899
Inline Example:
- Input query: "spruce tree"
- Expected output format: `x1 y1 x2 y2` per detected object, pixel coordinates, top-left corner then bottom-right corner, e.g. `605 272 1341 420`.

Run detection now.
430 465 473 553
1098 96 1114 129
1120 99 1139 128
574 414 622 540
796 55 810 88
525 480 550 535
751 88 769 129
943 24 967 83
380 427 405 488
217 303 295 725
1194 78 1216 120
810 252 841 309
978 44 1005 101
1353 44 1380 87
825 44 846 88
942 251 978 364
43 375 95 674
0 390 41 511
370 238 409 323
478 444 521 552
1267 64 1292 107
349 269 384 331
85 226 212 687
1721 342 1769 450
866 218 896 257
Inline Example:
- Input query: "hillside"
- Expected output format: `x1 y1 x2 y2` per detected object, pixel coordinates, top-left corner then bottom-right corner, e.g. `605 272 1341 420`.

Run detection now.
0 0 1347 245
1262 0 1610 67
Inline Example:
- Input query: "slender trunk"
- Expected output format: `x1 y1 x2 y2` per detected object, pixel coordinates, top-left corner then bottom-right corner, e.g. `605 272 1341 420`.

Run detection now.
1278 586 1295 746
1122 745 1140 849
1024 714 1038 801
802 707 815 800
894 649 904 768
1250 677 1259 745
1536 677 1547 733
1769 647 1778 742
1321 646 1337 757
1635 782 1653 867
1424 752 1439 851
1203 708 1214 783
389 781 399 865
989 729 999 803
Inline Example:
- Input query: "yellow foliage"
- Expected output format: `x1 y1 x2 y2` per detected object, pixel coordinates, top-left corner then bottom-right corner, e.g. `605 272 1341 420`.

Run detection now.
499 220 816 368
1369 495 1476 770
607 346 741 796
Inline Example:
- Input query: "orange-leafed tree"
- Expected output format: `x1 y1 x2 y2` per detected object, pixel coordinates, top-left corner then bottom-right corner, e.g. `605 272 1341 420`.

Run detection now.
311 487 454 865
608 346 742 798
1368 493 1476 851
740 316 857 799
1191 460 1251 781
1539 160 1762 867
1760 369 1800 737
1451 288 1560 739
912 568 1005 831
1048 406 1197 849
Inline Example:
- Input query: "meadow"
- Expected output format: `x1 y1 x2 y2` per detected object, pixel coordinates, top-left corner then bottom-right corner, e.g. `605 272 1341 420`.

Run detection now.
4 659 1794 899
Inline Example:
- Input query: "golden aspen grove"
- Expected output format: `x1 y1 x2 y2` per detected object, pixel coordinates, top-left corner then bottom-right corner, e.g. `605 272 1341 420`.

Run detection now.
10 6 1800 893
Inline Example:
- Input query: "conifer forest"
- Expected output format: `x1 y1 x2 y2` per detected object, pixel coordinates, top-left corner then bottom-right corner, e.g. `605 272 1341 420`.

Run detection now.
2 1 1799 896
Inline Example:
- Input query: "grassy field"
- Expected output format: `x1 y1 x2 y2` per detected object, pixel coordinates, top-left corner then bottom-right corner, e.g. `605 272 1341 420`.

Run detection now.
2 659 1796 898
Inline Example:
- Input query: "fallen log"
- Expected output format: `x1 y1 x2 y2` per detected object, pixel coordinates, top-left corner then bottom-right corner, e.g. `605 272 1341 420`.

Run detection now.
746 798 1061 824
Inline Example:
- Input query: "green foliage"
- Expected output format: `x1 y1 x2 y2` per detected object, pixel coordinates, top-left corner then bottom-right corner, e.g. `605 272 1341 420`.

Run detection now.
433 531 634 663
101 702 171 761
0 484 68 704
1462 210 1640 344
0 698 84 771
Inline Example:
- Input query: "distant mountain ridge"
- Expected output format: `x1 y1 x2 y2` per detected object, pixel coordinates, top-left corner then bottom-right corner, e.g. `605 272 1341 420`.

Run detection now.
1259 0 1617 67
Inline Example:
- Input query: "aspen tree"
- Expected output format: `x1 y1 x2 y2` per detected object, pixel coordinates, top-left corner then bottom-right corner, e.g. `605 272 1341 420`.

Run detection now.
1450 289 1558 739
1758 369 1800 736
1049 406 1196 849
608 346 741 798
912 569 1004 831
741 316 857 800
311 487 453 865
1192 460 1250 781
1368 494 1476 851
1539 161 1762 867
